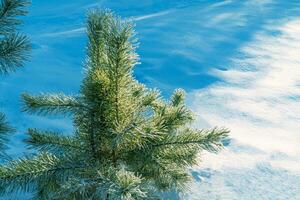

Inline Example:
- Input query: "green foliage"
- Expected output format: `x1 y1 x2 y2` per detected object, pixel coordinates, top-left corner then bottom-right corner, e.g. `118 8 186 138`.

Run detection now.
0 0 30 159
0 113 14 135
25 128 83 153
0 10 229 199
0 113 14 153
22 93 82 116
0 0 30 74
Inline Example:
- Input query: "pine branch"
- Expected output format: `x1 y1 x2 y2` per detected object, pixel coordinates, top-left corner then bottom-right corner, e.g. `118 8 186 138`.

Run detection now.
142 160 190 191
0 112 13 135
25 128 87 153
53 178 102 200
154 105 194 132
154 145 199 167
87 11 139 167
170 89 185 107
105 17 137 121
0 153 87 194
0 112 14 152
0 33 30 74
21 93 84 116
0 0 29 34
108 169 148 200
86 10 112 69
131 155 190 192
154 128 229 153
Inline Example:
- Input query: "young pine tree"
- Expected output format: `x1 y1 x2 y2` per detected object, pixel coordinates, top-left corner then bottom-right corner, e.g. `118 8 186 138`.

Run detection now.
0 10 228 199
0 0 30 156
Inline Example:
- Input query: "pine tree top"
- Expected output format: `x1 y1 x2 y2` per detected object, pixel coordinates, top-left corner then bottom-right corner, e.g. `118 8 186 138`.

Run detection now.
0 10 229 200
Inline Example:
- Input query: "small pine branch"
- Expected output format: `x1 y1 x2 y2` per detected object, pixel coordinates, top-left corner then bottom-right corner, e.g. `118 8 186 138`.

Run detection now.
107 169 148 200
152 167 190 191
0 112 14 135
170 89 185 107
154 105 194 133
25 128 86 153
0 152 87 194
140 89 160 107
0 112 14 154
0 113 13 161
0 0 31 74
154 128 229 153
21 93 84 116
0 33 30 74
86 10 113 69
0 0 29 34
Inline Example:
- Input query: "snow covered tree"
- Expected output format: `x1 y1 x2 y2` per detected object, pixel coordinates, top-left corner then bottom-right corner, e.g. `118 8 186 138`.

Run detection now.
0 10 228 199
0 0 30 156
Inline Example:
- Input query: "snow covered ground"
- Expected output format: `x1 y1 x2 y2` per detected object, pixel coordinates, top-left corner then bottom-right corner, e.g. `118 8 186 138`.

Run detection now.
186 18 300 200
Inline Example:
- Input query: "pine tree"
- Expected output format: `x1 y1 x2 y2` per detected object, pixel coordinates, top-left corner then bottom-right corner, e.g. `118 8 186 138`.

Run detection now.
0 0 30 156
0 10 229 199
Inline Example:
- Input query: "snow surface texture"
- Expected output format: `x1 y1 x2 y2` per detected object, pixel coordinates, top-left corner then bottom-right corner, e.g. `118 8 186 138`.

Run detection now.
0 0 299 199
186 19 300 200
